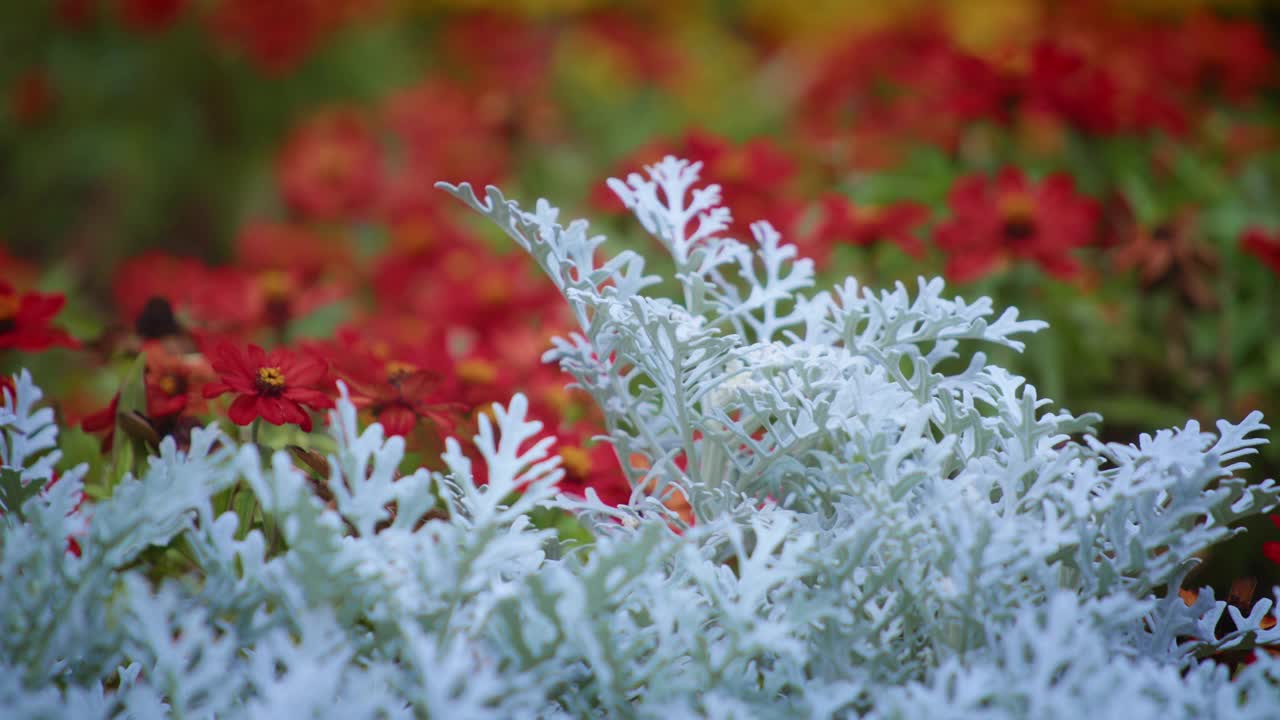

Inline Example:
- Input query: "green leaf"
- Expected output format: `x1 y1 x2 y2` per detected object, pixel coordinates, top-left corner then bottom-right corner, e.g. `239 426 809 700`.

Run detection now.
0 467 45 521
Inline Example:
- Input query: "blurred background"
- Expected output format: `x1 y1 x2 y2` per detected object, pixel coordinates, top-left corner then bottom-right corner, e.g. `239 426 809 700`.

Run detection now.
2 0 1279 598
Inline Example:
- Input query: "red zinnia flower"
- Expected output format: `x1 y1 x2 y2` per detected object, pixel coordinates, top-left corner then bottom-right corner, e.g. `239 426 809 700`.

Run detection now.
56 0 97 29
1241 228 1280 277
202 343 333 432
321 336 463 438
81 393 120 452
802 194 928 268
933 168 1099 283
592 131 803 238
208 0 345 75
116 0 185 32
277 110 383 221
383 78 512 188
1264 515 1280 566
556 432 632 507
9 68 57 127
234 222 352 281
0 282 78 352
144 343 215 419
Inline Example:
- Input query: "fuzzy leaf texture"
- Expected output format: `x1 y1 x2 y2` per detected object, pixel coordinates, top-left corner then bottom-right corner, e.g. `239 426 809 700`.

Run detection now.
0 157 1277 718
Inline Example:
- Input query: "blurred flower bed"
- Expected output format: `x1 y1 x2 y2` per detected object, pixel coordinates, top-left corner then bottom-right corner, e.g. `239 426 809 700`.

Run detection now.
2 0 1279 590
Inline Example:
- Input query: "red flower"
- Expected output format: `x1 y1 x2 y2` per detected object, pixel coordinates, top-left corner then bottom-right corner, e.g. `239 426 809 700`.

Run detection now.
9 68 56 127
202 343 333 432
322 335 463 438
556 433 631 507
208 0 374 74
116 0 185 32
0 282 78 352
81 393 120 452
1020 42 1122 136
802 194 928 267
0 375 15 406
277 110 383 221
1264 515 1280 566
933 168 1099 283
1241 228 1280 277
234 222 353 281
56 0 97 29
383 78 512 188
144 343 215 419
378 182 473 258
593 131 802 235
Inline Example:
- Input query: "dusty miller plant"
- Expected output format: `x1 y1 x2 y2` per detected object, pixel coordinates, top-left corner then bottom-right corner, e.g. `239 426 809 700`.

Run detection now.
2 157 1279 718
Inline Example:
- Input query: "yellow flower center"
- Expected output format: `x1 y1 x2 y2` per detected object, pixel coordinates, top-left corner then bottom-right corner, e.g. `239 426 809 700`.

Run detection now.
477 275 510 304
998 191 1037 241
456 359 497 385
385 360 417 382
310 141 354 182
157 375 180 396
559 445 592 479
993 189 1034 222
257 366 286 390
257 270 294 300
393 218 434 253
857 204 883 222
717 149 748 181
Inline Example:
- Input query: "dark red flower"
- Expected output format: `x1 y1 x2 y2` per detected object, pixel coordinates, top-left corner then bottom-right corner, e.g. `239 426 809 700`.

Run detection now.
1264 515 1280 566
0 282 78 352
591 131 804 238
112 253 215 330
277 110 383 221
81 393 120 452
322 335 463 438
1112 213 1218 309
383 78 512 188
234 222 353 281
1242 228 1280 277
202 343 333 432
555 432 631 507
933 168 1099 283
802 194 928 267
209 0 374 74
144 343 215 419
377 182 473 258
9 68 56 127
116 0 184 32
1021 42 1120 136
574 10 682 88
56 0 97 29
796 22 1011 159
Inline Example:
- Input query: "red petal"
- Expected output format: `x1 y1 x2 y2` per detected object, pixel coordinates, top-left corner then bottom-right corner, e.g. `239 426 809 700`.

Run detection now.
1263 541 1280 566
283 352 328 386
18 292 65 323
227 394 261 426
203 382 231 399
378 405 417 436
281 386 334 409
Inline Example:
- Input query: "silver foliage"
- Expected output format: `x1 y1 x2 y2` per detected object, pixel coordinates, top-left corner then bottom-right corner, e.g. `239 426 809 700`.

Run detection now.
0 157 1276 717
